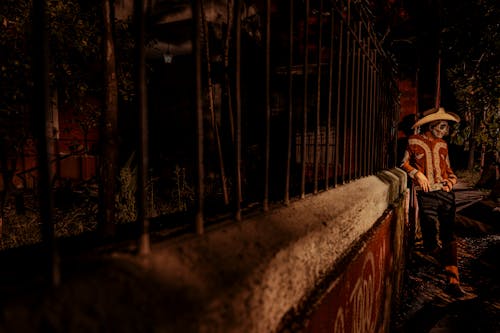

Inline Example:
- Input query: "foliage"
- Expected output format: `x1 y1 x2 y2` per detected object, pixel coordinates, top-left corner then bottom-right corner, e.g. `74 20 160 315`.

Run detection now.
0 189 98 250
0 0 32 110
115 153 137 223
443 0 500 155
48 0 103 104
0 0 104 111
0 0 33 152
172 165 194 213
0 0 139 158
155 165 194 215
114 18 137 103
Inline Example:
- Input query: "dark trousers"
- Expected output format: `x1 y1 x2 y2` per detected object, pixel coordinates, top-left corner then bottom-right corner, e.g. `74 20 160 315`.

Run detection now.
417 190 458 266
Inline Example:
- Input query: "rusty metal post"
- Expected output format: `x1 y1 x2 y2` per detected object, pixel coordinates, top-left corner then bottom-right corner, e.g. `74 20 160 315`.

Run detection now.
200 2 229 207
353 22 361 179
193 0 205 233
341 6 351 184
435 52 441 109
300 0 310 199
365 37 372 175
32 0 60 287
334 19 344 187
372 52 379 172
325 5 335 190
348 22 357 182
360 31 367 177
364 39 370 175
368 49 375 175
284 0 294 205
264 0 271 211
234 0 242 221
135 0 151 254
384 77 388 170
373 51 379 173
313 0 323 194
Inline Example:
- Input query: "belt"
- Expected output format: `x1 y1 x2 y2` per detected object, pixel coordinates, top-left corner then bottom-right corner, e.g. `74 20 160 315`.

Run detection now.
414 182 445 192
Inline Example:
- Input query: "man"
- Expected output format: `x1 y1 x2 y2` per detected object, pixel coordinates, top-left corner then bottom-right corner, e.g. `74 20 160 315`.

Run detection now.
400 107 466 296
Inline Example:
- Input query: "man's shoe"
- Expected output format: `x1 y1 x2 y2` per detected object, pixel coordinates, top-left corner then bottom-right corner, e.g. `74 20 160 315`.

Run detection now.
446 283 466 297
418 246 443 266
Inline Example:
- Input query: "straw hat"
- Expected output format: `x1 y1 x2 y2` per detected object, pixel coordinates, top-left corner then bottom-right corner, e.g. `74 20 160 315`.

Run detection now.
412 107 460 129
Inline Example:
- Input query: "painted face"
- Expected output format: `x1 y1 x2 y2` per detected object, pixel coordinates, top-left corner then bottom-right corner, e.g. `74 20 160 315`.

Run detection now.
429 120 449 138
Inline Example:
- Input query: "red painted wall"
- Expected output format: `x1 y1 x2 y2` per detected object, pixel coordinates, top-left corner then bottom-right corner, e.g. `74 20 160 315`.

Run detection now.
12 104 99 189
304 205 406 333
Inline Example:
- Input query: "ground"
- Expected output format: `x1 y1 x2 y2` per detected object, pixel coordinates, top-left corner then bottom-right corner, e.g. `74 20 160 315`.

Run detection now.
392 177 500 333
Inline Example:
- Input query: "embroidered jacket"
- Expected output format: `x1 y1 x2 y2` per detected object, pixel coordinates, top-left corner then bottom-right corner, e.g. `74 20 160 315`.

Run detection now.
400 132 458 190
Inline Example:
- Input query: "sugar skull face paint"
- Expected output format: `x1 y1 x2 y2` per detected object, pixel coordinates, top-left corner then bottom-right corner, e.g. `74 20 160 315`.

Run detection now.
429 120 449 138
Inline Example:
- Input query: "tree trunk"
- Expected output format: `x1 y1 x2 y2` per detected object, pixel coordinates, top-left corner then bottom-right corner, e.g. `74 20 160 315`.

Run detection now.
135 0 151 255
32 0 60 287
99 0 119 237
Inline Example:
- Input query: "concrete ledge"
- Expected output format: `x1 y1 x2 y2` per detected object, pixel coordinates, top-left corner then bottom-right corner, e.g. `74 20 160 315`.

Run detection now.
147 168 407 332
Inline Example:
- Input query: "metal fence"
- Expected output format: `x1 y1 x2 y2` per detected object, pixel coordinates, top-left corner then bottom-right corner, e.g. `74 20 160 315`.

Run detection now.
23 0 399 253
187 0 400 232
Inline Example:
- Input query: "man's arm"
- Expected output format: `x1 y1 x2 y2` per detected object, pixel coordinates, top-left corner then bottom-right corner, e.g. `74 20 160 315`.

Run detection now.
443 152 458 192
400 146 431 192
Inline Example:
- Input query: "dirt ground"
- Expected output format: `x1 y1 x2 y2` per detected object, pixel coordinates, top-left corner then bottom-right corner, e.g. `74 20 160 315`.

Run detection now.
392 180 500 333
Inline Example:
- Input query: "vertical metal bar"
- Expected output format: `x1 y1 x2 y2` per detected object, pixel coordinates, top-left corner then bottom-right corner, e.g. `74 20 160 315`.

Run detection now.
32 0 60 287
384 78 388 169
264 0 271 211
384 78 387 170
224 0 235 144
313 0 323 194
371 51 378 173
365 46 370 175
380 78 384 169
383 91 386 170
386 83 390 169
348 22 356 182
334 19 343 187
325 4 335 190
136 0 151 254
370 50 380 174
384 79 388 169
392 83 397 166
383 77 387 170
363 39 370 176
284 0 294 205
300 0 310 198
101 0 119 240
435 53 441 109
365 38 370 175
234 0 243 221
368 49 375 175
200 3 229 206
354 22 361 179
341 5 351 184
360 32 367 177
380 78 384 170
193 0 205 233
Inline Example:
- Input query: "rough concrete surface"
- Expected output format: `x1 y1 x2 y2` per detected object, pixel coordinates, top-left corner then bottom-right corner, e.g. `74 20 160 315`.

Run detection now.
0 169 406 333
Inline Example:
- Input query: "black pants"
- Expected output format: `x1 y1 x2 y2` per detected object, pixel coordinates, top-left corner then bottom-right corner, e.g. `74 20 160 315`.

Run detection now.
417 190 457 266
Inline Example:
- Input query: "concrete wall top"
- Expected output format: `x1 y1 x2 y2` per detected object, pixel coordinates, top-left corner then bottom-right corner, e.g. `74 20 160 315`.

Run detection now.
131 168 407 333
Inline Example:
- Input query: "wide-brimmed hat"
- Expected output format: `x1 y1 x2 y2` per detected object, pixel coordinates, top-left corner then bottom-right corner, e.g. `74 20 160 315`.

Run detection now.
412 107 460 129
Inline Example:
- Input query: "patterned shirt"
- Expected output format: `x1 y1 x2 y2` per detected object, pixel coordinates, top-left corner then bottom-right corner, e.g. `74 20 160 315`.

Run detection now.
400 132 457 190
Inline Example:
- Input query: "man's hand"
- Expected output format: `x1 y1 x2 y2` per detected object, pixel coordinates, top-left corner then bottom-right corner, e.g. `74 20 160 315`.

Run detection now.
415 172 430 192
442 179 453 192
